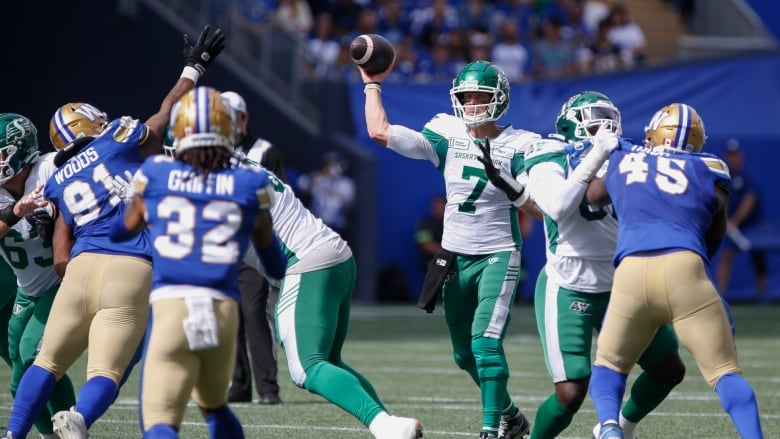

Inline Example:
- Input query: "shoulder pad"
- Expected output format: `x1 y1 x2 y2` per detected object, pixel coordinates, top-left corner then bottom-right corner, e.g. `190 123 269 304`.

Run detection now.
499 127 542 148
698 155 730 177
525 137 567 160
423 113 460 134
109 117 145 144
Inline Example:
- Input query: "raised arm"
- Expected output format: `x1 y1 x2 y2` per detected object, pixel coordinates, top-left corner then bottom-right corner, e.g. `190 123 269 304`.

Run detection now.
140 25 226 158
358 63 395 147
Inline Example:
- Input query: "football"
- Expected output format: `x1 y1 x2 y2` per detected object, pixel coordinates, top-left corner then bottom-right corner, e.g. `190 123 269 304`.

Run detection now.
349 34 396 75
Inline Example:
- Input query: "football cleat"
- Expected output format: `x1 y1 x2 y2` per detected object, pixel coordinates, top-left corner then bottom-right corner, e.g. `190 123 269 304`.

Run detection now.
498 410 531 439
49 102 108 150
478 433 498 439
52 407 89 439
592 423 638 439
0 113 41 185
595 421 624 439
169 86 234 155
373 416 423 439
450 61 510 127
644 103 706 152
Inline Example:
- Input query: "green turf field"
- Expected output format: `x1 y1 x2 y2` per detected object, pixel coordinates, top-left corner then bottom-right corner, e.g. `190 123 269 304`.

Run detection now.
1 304 777 438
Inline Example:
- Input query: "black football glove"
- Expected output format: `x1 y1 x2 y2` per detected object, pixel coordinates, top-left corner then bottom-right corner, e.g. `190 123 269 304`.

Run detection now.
183 25 226 76
475 137 527 204
25 207 55 244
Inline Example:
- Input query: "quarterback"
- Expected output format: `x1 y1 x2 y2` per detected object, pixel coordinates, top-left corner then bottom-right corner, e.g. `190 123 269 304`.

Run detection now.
522 92 684 439
360 59 537 439
586 103 763 439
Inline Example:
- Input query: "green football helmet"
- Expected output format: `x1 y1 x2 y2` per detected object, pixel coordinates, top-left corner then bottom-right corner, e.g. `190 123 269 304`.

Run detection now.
450 61 510 127
555 91 621 143
0 113 40 185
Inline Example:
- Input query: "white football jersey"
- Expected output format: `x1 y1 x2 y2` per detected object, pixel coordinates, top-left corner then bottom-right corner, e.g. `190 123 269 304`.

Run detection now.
393 113 540 255
244 170 350 276
525 139 616 292
0 153 60 297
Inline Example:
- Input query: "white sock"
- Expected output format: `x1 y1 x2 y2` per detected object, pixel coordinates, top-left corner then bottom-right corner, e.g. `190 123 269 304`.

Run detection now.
368 411 392 437
619 414 637 438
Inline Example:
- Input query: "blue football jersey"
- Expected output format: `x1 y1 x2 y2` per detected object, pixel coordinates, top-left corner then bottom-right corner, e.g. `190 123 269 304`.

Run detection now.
604 144 731 265
45 117 151 259
135 156 275 300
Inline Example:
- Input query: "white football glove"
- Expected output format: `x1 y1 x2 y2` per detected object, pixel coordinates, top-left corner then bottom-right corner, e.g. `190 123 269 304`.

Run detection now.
572 126 619 184
592 128 619 157
112 170 135 205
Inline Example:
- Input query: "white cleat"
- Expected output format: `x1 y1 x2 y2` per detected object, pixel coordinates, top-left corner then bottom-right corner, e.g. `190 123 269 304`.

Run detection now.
374 415 423 439
593 423 637 439
52 408 89 439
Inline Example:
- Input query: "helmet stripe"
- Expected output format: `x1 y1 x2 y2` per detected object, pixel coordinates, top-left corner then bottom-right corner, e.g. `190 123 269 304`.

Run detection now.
54 109 76 144
676 104 691 150
196 87 209 133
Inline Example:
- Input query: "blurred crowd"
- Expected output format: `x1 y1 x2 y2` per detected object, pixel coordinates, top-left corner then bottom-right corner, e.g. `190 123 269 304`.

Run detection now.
225 0 654 83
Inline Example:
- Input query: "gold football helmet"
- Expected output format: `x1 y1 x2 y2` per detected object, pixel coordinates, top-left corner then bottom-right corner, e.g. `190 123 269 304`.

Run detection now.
169 86 234 154
644 103 706 152
49 102 109 150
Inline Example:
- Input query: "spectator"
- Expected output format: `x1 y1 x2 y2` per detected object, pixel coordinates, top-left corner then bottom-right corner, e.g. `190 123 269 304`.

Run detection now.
297 151 357 242
491 19 530 83
605 2 647 67
414 194 445 272
582 0 611 34
577 17 630 75
376 0 412 45
272 0 314 37
222 90 285 405
229 0 275 57
329 0 365 38
457 0 496 34
410 0 460 50
559 0 592 47
495 0 538 43
716 138 769 302
416 40 461 84
531 18 579 80
304 12 342 79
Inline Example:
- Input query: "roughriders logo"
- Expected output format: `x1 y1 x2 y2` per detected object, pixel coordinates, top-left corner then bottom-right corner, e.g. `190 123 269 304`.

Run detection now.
569 301 590 313
12 303 23 316
7 117 36 149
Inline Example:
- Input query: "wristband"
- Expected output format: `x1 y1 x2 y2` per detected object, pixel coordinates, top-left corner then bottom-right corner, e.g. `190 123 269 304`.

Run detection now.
0 203 21 227
364 82 381 94
180 65 201 84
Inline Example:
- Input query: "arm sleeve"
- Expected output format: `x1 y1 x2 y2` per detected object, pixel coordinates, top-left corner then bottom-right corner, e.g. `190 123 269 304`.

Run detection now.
528 162 588 221
387 124 440 165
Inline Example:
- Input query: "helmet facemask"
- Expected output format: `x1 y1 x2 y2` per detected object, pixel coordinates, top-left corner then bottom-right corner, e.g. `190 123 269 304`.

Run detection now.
556 92 622 143
450 61 510 127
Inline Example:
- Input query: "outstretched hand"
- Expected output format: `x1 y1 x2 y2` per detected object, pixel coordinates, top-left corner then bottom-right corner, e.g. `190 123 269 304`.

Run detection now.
183 25 226 76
